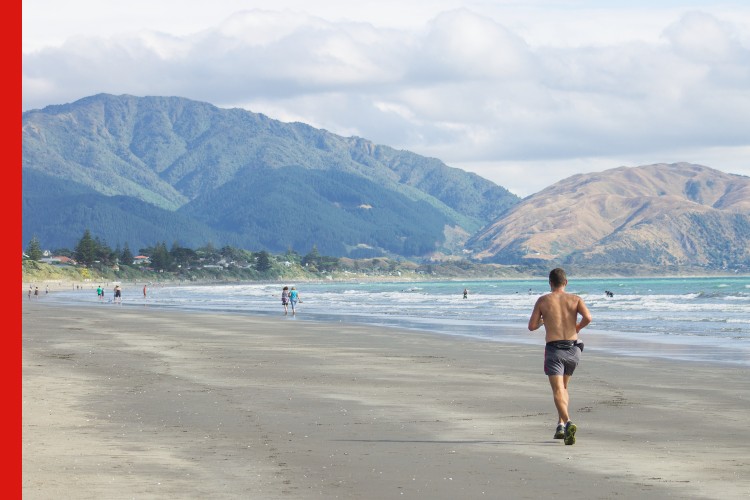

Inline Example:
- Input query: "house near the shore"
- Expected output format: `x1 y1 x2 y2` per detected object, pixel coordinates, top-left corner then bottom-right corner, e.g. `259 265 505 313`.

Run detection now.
133 255 151 265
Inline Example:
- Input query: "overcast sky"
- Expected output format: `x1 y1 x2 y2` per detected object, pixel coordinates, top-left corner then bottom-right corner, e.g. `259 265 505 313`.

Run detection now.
23 0 750 196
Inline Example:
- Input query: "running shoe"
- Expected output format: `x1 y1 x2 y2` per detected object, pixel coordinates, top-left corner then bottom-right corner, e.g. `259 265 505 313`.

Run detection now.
564 421 577 445
554 424 565 439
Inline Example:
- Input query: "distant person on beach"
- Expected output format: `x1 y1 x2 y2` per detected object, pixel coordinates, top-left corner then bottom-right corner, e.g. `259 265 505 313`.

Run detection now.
281 286 290 316
528 268 592 445
289 287 300 316
463 288 468 299
28 287 31 300
97 285 103 300
143 284 147 298
34 286 39 298
114 285 122 304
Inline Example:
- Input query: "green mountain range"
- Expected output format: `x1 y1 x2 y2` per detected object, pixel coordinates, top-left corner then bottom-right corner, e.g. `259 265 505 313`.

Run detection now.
23 94 519 256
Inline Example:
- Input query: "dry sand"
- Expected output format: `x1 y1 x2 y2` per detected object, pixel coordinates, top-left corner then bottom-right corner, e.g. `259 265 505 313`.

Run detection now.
23 301 750 499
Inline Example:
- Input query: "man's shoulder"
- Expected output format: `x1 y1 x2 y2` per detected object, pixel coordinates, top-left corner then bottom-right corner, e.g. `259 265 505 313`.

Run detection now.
540 291 581 305
563 292 583 303
534 293 551 304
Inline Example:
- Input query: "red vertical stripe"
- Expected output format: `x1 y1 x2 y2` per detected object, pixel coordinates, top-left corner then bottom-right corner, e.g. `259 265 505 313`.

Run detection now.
9 0 22 496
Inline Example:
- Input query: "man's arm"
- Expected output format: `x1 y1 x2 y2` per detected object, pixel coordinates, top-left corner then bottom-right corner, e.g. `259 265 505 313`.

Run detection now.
528 299 544 331
575 297 592 333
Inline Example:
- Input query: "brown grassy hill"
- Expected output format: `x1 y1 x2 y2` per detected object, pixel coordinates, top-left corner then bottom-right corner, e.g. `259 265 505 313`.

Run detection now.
468 163 750 270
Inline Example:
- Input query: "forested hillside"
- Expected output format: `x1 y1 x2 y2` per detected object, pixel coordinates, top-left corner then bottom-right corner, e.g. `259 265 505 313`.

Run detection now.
23 169 229 250
22 94 519 256
179 166 450 256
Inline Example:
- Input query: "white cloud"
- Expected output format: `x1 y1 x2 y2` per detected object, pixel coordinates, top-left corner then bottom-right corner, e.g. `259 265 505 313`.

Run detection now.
412 9 532 80
22 2 750 195
663 11 744 62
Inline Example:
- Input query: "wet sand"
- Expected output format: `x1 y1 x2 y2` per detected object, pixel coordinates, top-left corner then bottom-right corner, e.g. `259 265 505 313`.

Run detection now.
23 302 750 499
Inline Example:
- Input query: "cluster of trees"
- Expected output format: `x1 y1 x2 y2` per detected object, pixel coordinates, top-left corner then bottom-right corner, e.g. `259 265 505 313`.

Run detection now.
24 232 128 267
24 230 340 275
73 230 131 267
24 230 534 280
25 236 43 261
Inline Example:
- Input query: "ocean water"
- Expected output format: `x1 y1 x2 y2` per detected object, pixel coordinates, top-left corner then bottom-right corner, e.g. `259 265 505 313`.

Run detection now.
49 276 750 366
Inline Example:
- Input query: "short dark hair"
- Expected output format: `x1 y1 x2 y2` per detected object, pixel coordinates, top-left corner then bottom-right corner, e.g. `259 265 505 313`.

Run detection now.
549 268 567 287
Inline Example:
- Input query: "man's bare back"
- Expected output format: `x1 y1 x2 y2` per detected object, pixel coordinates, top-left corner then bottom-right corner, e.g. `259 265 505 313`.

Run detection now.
528 290 591 342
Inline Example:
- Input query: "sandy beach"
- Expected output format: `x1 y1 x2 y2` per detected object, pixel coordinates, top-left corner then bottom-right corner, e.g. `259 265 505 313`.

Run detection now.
23 301 749 499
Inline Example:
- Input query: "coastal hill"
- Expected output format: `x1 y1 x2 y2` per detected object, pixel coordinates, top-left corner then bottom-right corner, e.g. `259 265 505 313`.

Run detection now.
22 94 749 271
468 163 750 270
22 94 519 256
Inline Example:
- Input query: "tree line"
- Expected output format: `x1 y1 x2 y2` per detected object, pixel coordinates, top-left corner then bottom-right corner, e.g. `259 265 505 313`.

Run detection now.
24 230 341 275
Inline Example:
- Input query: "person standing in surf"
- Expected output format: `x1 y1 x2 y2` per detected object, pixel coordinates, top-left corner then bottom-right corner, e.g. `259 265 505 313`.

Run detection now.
289 286 300 316
281 286 290 316
528 268 592 445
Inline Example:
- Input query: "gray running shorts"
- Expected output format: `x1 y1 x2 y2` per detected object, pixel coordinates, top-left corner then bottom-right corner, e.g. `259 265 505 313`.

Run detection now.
544 340 581 376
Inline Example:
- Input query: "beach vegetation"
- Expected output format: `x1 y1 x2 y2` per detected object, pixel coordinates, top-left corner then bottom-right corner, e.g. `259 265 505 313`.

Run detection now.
74 229 98 267
26 236 43 261
120 244 134 265
255 251 272 272
23 228 541 285
149 242 172 271
33 228 743 285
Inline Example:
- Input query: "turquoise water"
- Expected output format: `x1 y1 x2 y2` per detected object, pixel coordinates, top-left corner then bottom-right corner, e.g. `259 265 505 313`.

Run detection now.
51 276 750 366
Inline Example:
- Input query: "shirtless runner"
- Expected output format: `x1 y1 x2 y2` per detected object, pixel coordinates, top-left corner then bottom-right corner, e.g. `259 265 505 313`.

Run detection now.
528 268 592 445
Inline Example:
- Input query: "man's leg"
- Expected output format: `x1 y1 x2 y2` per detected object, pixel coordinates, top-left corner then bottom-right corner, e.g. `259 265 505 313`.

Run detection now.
548 375 572 424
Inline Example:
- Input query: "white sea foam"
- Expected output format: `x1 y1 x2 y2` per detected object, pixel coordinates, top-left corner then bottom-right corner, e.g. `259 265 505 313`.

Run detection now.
45 276 750 365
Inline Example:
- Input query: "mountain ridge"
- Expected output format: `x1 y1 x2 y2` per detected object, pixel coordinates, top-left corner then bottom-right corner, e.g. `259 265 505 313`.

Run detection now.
22 94 519 255
468 163 750 269
23 93 518 222
23 94 749 270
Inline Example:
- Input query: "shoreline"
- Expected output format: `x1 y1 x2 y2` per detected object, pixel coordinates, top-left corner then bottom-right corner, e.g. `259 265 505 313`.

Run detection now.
29 283 750 368
23 301 750 498
21 270 750 294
